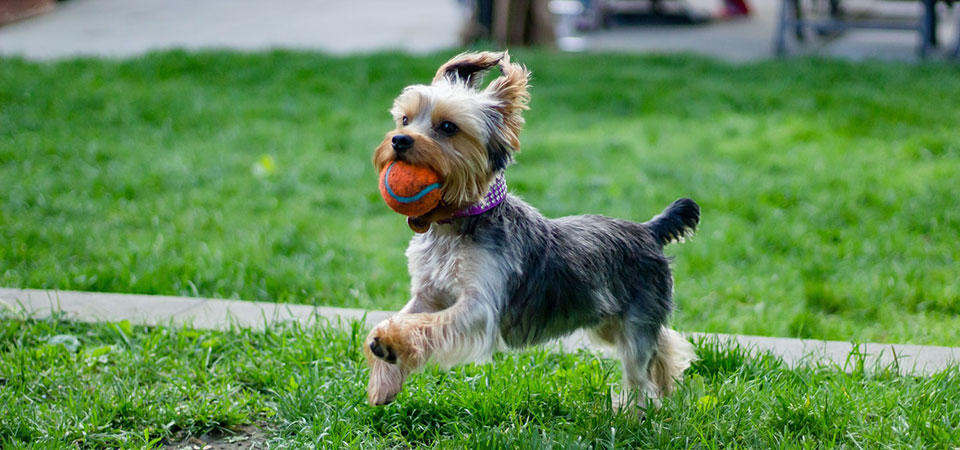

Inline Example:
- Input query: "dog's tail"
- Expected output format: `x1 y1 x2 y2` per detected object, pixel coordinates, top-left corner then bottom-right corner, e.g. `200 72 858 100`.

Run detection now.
646 198 699 247
649 327 697 397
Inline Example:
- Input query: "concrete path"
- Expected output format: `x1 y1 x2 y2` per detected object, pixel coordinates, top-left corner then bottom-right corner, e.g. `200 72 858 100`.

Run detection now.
3 287 958 375
0 0 956 61
0 0 465 59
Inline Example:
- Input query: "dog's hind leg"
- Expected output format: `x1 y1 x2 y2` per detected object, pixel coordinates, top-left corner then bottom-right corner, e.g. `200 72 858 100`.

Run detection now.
648 327 696 398
613 320 661 411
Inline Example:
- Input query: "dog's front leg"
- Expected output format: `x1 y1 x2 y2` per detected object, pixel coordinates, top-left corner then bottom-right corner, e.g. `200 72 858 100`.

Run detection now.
365 296 498 404
365 350 409 406
363 292 452 405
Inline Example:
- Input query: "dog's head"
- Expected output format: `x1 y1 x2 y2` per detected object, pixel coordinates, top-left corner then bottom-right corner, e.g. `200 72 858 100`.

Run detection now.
373 51 531 210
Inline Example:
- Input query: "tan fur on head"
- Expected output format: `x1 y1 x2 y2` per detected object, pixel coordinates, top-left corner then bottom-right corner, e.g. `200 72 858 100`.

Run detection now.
373 51 532 212
373 130 448 177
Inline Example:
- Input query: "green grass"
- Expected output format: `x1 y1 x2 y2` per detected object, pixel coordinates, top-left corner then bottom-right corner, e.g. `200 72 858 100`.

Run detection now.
2 316 958 448
1 51 958 345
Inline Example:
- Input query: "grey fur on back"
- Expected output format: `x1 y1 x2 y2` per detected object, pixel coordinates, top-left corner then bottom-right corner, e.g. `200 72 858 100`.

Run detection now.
451 194 695 349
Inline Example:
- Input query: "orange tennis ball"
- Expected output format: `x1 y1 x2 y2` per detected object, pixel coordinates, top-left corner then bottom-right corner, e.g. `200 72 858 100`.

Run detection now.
378 161 442 217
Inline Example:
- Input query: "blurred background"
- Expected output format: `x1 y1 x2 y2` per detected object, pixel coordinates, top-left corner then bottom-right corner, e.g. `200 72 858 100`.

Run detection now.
2 0 959 60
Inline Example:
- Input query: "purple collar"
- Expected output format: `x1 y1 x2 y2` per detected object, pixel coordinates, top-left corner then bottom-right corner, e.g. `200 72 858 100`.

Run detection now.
451 174 507 219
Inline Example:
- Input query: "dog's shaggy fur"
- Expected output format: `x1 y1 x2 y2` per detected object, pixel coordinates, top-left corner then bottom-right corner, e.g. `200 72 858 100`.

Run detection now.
365 51 699 410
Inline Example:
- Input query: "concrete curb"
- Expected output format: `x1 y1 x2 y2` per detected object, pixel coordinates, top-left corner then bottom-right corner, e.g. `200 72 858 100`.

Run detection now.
2 287 958 375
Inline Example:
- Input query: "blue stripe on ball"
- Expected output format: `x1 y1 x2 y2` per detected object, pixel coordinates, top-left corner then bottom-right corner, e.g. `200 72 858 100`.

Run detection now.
383 162 441 204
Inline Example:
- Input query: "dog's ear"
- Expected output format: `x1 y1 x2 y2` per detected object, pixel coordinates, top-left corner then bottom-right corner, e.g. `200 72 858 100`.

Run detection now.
485 51 530 118
483 51 531 170
433 51 504 89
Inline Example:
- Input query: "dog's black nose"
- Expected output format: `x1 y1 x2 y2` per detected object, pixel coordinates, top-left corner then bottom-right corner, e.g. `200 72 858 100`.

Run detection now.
392 134 414 152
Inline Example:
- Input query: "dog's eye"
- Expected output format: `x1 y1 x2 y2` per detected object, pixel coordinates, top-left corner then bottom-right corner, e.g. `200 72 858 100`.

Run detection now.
401 116 408 126
438 121 458 136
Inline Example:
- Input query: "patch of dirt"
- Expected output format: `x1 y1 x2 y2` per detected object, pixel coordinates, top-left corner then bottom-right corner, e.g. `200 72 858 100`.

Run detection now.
164 424 268 450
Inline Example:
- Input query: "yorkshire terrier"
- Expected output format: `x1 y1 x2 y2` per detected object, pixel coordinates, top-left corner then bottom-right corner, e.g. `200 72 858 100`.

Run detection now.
365 51 699 410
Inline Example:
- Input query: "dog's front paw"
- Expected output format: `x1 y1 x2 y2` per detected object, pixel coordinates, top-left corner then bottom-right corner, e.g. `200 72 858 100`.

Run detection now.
368 336 397 364
363 317 428 371
364 321 420 406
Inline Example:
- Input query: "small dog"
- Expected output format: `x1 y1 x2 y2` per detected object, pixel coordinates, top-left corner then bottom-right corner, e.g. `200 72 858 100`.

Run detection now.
365 51 699 410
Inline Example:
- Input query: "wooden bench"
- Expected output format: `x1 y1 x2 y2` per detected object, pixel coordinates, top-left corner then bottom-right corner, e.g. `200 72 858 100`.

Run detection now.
774 0 959 58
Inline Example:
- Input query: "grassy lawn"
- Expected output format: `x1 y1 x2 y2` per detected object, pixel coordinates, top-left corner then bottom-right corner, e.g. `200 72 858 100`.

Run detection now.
1 316 958 448
1 51 958 345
